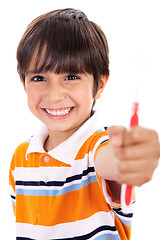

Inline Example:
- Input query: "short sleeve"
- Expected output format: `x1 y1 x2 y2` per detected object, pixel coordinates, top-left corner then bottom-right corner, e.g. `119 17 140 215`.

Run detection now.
9 154 16 216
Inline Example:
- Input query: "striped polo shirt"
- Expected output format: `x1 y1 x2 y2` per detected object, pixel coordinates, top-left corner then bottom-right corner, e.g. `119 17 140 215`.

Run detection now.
9 113 133 240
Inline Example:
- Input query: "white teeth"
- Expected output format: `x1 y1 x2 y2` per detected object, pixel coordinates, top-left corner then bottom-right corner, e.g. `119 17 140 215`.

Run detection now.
45 108 72 116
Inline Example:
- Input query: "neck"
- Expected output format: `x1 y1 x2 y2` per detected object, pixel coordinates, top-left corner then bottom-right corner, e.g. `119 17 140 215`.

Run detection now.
44 128 79 152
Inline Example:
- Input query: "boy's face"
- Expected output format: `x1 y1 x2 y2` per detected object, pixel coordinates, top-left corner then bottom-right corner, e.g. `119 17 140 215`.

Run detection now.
22 57 107 138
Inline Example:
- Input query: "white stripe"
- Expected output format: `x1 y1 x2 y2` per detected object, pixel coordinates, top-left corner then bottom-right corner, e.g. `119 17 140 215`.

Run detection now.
16 211 118 240
12 169 16 178
15 171 97 191
12 199 16 206
10 185 15 196
116 212 133 221
15 154 94 182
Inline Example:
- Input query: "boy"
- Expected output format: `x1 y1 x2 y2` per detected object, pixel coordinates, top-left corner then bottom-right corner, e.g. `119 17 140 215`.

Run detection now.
9 8 160 240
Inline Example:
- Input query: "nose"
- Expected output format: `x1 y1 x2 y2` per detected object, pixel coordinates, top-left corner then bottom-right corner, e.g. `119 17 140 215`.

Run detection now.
45 82 66 103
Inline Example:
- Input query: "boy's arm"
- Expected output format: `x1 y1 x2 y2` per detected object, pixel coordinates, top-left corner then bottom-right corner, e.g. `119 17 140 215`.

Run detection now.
95 126 160 201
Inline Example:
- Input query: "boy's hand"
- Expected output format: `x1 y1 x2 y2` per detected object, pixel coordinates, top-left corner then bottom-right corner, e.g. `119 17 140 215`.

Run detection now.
109 126 160 186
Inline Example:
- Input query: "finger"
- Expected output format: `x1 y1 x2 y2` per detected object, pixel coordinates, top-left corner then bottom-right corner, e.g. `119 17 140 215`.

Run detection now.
117 157 157 174
115 143 159 160
123 126 159 146
108 125 126 148
118 171 153 186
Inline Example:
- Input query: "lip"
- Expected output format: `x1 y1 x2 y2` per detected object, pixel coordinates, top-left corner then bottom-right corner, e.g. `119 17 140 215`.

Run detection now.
42 107 75 120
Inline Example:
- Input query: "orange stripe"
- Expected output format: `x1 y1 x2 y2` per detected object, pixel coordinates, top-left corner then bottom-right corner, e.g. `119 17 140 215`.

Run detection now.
75 131 108 160
9 171 15 193
16 181 110 226
115 215 131 240
12 205 16 216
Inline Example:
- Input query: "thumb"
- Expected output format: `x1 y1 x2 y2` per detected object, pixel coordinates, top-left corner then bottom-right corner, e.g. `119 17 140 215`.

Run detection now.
108 125 126 148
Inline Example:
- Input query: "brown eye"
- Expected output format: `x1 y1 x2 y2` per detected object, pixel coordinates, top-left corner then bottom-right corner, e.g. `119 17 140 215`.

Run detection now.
31 76 46 82
65 75 79 81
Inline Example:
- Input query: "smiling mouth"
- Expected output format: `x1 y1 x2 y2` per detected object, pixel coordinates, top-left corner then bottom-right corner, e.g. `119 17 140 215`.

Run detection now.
44 107 74 117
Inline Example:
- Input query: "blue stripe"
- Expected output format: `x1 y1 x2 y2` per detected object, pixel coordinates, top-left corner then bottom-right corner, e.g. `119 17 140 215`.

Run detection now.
12 200 16 206
118 217 132 227
97 129 103 133
16 175 97 197
114 211 132 227
25 138 31 143
95 233 120 240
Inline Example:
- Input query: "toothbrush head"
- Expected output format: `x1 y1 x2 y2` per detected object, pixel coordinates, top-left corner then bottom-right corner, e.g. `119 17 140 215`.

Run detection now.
132 102 139 113
130 102 139 127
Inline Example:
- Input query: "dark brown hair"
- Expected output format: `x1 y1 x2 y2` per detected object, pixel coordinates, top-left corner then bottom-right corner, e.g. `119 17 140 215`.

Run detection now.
17 8 109 96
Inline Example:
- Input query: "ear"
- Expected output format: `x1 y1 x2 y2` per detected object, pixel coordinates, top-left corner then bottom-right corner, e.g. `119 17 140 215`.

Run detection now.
94 75 109 99
19 73 26 91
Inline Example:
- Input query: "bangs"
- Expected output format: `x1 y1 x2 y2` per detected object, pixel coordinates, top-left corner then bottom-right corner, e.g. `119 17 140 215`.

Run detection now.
17 9 109 81
33 18 94 75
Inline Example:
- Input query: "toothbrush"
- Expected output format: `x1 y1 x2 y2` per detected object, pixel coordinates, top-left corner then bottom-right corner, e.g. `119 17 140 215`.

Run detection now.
121 102 139 213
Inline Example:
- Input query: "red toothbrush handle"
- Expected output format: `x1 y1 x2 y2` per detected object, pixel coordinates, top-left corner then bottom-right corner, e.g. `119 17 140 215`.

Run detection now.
125 185 133 206
124 102 139 209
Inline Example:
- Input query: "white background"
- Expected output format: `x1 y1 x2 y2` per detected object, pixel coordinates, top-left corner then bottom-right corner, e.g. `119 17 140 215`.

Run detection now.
0 0 160 239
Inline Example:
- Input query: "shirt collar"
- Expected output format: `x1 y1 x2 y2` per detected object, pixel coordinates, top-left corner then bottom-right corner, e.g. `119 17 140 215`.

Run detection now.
26 112 101 164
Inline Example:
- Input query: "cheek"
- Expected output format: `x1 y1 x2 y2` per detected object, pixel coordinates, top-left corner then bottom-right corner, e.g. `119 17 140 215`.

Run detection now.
83 84 94 101
73 86 94 106
26 88 40 110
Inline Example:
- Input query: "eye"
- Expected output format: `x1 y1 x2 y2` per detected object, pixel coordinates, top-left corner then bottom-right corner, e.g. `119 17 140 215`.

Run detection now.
31 76 46 82
65 75 80 81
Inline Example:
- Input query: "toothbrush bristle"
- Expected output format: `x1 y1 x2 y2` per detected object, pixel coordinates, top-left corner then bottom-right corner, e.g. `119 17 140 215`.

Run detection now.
132 102 139 112
130 102 139 127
